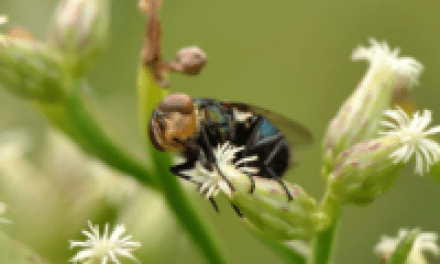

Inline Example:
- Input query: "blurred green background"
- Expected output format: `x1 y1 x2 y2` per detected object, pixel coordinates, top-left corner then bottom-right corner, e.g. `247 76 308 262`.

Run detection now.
1 0 440 263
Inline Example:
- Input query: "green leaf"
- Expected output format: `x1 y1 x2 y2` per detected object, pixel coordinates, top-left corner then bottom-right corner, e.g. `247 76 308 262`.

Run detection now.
0 231 49 263
386 229 419 264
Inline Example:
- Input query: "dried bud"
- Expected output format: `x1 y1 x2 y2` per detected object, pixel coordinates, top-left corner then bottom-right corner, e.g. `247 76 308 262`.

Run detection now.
0 36 65 102
169 46 207 75
47 0 109 77
139 0 162 14
323 39 423 174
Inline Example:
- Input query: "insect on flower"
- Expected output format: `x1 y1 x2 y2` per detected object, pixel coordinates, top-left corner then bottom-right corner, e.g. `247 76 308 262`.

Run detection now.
149 93 313 214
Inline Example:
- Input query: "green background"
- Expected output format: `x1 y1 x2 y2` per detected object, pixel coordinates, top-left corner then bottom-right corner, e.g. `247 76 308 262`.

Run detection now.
1 0 440 263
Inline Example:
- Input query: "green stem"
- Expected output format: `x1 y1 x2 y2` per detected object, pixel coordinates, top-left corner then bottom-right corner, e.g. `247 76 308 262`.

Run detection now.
61 79 158 188
307 192 341 264
149 145 226 264
138 66 224 263
264 239 306 264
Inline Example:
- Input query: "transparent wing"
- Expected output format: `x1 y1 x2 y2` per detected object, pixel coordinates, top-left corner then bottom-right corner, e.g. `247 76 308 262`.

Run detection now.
221 102 313 148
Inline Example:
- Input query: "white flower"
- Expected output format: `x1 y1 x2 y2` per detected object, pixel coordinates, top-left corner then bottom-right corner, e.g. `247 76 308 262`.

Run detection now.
0 14 8 25
69 221 141 264
0 202 11 224
379 106 440 175
181 142 258 199
352 38 423 88
374 229 439 264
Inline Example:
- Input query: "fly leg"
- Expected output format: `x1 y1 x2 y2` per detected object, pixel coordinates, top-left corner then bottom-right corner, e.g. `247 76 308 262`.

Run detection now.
196 183 221 213
267 167 294 201
209 197 220 213
231 203 243 217
169 141 200 180
199 123 235 192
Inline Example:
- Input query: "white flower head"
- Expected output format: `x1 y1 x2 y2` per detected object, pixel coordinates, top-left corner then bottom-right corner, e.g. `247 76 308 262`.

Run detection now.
69 221 141 264
0 14 8 25
0 202 11 224
352 38 423 88
181 142 259 199
374 228 439 264
379 106 440 175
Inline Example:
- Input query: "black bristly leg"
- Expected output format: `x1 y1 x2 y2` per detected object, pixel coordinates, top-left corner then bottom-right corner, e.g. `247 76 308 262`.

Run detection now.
209 197 220 213
267 167 294 201
244 172 255 194
199 123 235 192
263 138 284 167
196 183 220 213
170 141 200 180
248 133 284 152
170 165 193 181
230 203 243 217
199 123 215 164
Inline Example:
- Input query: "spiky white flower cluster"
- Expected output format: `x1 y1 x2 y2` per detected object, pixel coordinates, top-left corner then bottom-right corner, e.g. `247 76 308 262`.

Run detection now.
0 202 10 224
69 221 141 264
352 38 423 88
379 107 440 175
374 229 439 264
182 142 258 199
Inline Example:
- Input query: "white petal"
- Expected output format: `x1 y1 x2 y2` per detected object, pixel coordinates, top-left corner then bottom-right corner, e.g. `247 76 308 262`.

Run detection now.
380 120 398 130
415 151 424 175
70 249 94 262
424 125 440 135
235 155 258 166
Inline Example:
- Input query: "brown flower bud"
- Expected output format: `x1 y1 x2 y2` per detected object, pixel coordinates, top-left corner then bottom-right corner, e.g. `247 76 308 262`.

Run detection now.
170 46 207 75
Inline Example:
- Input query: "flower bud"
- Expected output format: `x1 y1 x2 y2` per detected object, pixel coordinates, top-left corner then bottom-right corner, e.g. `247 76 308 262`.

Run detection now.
0 36 65 102
328 135 404 205
180 142 324 240
139 0 162 14
231 177 323 240
47 0 109 77
323 39 423 174
169 46 207 75
329 107 440 205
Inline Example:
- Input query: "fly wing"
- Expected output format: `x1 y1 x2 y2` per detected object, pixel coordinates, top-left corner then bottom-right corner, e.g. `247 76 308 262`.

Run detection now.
221 102 313 148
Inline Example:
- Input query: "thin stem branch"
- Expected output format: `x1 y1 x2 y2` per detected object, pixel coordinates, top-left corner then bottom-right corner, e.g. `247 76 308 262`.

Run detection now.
265 239 307 264
58 79 158 188
307 191 341 264
139 67 226 264
149 145 226 264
